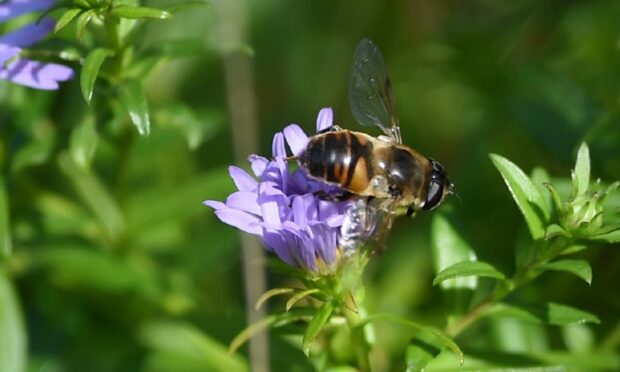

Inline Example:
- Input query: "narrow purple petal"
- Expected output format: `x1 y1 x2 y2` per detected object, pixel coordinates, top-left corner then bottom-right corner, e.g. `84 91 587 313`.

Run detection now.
0 18 55 47
272 132 286 158
248 154 268 177
316 107 334 133
226 191 261 215
0 0 54 22
203 200 226 210
214 208 262 235
283 124 309 156
0 59 73 90
291 196 308 233
262 229 295 265
258 183 285 226
228 166 257 192
0 46 20 65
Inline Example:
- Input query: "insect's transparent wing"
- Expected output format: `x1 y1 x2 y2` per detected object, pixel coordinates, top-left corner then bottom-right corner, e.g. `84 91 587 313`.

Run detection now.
340 197 397 253
348 39 401 143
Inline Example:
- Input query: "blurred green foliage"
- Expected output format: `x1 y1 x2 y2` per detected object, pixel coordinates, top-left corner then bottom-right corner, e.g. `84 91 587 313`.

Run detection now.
1 0 620 371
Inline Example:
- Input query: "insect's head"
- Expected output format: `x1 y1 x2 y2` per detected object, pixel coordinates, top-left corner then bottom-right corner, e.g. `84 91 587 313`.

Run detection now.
422 158 453 210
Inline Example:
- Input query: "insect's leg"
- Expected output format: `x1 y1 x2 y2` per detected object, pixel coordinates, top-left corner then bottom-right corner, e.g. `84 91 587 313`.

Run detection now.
317 124 344 134
315 190 352 201
406 206 415 218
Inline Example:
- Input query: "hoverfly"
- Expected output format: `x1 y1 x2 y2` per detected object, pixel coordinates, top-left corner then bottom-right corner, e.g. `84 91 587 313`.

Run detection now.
297 39 453 251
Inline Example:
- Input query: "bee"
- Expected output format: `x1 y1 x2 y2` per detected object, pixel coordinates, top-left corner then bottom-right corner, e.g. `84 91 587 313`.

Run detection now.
297 39 453 251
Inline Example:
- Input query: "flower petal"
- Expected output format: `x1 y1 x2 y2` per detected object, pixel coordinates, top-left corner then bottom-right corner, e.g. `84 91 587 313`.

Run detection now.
0 18 55 47
258 183 287 226
283 124 309 156
0 59 73 90
0 0 55 22
272 132 286 158
226 191 261 215
203 200 226 210
316 107 333 133
214 208 262 235
248 154 268 177
228 166 257 192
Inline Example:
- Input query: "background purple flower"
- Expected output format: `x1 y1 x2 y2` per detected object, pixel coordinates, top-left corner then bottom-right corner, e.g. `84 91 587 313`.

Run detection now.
0 1 73 90
205 108 351 273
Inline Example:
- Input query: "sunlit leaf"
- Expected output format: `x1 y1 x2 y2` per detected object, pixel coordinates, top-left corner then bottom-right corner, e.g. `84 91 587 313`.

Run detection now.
490 154 549 240
111 6 172 20
589 228 620 243
0 270 25 372
286 289 320 312
54 8 82 33
538 259 592 285
544 223 570 239
562 323 594 353
0 178 11 256
254 288 294 310
405 334 442 372
433 261 506 286
58 153 124 241
303 302 334 356
485 302 600 326
140 321 247 372
70 114 99 169
572 143 590 197
81 48 114 104
431 214 477 290
119 79 151 136
75 8 95 40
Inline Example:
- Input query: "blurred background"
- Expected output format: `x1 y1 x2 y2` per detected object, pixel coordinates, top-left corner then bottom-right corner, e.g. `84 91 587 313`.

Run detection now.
1 0 620 371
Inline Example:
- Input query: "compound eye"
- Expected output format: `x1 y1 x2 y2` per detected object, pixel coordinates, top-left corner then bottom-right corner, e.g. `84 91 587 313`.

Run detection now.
423 179 444 210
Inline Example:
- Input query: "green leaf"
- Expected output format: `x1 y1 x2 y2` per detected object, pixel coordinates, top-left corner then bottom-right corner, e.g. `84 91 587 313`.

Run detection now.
433 261 506 286
490 154 549 240
589 228 620 243
286 289 320 312
562 324 594 353
81 48 114 104
573 143 590 197
485 302 600 326
538 259 592 285
140 321 247 372
75 8 95 40
545 223 570 239
119 79 151 136
254 288 294 310
302 302 334 356
0 177 11 256
431 214 477 290
70 114 99 169
230 309 312 353
110 6 172 20
359 314 463 366
54 8 82 33
58 152 125 241
154 104 222 150
0 270 26 372
405 334 442 372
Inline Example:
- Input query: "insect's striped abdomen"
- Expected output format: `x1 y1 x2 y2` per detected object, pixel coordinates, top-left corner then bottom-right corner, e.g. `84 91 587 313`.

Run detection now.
299 131 374 193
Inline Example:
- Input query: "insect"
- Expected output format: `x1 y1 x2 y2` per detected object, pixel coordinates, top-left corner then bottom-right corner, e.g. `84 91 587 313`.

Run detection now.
296 38 453 251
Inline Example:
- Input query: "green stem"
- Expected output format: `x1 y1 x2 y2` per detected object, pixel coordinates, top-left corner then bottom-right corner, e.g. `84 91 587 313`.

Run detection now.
343 308 372 372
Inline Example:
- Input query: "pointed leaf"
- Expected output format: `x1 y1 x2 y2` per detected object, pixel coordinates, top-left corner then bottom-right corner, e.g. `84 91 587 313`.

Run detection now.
254 288 294 310
302 302 334 356
54 8 82 33
405 334 442 372
486 302 600 326
75 9 95 40
545 224 570 240
0 270 26 372
539 259 592 285
360 314 463 366
70 114 99 169
573 143 590 196
110 6 172 19
490 154 549 240
433 261 506 286
119 79 151 136
286 289 320 312
589 229 620 243
0 177 11 256
81 48 114 104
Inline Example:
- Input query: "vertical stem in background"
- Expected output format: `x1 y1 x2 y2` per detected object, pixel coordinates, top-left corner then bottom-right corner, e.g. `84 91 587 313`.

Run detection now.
213 1 269 371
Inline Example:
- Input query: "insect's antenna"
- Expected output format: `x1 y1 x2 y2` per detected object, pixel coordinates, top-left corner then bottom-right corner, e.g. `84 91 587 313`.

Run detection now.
448 183 462 204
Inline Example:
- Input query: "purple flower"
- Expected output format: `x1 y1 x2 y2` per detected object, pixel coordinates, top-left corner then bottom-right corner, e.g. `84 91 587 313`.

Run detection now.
204 108 352 274
0 1 73 90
